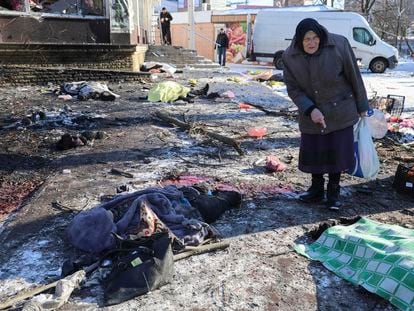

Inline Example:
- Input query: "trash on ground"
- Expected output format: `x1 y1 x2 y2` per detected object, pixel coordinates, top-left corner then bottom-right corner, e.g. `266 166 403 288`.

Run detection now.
110 168 134 178
56 133 87 150
188 79 198 87
239 102 253 110
57 94 73 101
245 69 284 83
222 90 235 99
247 127 267 139
23 270 86 310
387 116 414 143
227 76 243 83
265 155 287 172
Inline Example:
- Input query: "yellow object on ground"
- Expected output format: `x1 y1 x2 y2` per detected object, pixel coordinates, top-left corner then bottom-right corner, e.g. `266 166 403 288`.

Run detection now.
189 79 198 87
148 81 190 103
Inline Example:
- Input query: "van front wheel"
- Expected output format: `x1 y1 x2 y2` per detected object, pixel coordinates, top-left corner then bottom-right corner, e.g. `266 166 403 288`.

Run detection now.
273 53 284 70
369 58 387 73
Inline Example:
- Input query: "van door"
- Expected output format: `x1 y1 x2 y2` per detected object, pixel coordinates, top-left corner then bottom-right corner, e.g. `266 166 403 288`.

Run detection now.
350 27 376 68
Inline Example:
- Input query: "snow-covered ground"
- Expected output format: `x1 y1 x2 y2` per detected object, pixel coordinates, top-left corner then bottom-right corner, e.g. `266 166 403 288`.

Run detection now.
228 57 414 110
362 58 414 111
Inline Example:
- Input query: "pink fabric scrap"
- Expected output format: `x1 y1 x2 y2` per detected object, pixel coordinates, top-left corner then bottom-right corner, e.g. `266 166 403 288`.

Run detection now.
265 155 287 172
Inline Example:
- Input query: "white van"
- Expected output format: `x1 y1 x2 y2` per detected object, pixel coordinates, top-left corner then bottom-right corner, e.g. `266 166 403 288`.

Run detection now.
248 8 398 73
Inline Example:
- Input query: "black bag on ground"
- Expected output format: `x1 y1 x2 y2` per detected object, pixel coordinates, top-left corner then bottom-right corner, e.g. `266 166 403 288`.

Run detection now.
393 164 414 196
104 233 174 305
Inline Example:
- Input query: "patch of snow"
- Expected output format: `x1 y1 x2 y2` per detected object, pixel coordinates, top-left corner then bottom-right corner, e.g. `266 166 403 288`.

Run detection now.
0 239 62 298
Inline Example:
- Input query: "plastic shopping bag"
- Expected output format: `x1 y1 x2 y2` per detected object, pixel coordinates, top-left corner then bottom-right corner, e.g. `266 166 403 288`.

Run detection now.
365 109 388 139
347 118 380 180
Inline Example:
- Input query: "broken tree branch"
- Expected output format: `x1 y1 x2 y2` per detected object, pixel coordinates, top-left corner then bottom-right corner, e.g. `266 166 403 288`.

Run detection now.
0 262 99 310
154 111 244 155
393 156 414 162
177 155 226 167
173 241 230 261
110 168 134 178
1 241 229 309
243 102 297 117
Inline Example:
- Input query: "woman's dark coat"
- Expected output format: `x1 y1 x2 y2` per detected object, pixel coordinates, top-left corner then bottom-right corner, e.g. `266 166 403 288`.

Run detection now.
282 29 369 135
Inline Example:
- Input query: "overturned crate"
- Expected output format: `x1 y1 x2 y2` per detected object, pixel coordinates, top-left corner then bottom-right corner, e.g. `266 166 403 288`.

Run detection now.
369 92 405 118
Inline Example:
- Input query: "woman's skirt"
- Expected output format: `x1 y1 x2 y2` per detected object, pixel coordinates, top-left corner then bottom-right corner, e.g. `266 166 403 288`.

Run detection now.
299 126 355 174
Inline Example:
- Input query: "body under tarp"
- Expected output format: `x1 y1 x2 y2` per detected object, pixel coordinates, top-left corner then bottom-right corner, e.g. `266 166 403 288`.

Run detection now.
295 217 414 311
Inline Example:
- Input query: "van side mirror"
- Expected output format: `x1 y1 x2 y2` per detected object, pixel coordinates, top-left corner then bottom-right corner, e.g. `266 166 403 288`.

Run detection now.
370 39 376 46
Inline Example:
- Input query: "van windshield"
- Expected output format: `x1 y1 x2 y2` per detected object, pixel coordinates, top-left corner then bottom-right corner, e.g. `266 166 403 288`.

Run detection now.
353 28 375 45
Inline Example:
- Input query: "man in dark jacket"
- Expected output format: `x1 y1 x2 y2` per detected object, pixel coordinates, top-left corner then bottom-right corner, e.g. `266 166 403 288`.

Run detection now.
160 7 173 45
282 18 369 210
215 28 229 66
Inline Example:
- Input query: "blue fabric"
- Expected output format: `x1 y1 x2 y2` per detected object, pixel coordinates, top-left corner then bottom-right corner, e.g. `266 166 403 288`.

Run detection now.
66 186 210 253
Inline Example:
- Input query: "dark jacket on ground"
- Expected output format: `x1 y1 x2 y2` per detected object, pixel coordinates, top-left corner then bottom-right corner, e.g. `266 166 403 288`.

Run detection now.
282 31 369 135
160 11 173 27
215 33 229 49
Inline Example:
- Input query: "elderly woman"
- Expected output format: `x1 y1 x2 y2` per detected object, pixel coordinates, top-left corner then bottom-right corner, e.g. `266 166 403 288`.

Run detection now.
282 18 369 210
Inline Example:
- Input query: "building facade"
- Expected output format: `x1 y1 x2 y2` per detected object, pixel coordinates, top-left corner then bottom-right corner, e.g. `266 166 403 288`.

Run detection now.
0 0 160 44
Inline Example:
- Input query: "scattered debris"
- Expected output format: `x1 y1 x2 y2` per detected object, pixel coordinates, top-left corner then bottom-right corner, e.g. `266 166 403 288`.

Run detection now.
241 101 297 117
57 94 73 101
154 110 244 155
222 90 235 99
110 168 134 178
0 263 97 310
22 270 86 310
247 127 267 139
265 155 287 172
61 81 120 101
56 133 87 150
239 102 253 110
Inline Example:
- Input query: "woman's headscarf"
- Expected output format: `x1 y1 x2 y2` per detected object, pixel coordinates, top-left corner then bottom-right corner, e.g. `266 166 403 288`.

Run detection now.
294 18 327 52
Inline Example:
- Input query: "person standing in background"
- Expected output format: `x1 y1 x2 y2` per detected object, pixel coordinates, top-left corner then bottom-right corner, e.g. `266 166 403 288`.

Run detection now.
215 28 229 66
160 7 173 45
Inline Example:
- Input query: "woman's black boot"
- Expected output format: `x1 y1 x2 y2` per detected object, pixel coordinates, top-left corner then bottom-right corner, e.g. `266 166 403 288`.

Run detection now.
326 173 342 210
298 174 325 203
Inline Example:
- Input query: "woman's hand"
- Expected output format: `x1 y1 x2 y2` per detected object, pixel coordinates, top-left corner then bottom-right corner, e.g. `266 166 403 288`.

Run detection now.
310 108 326 129
359 111 367 117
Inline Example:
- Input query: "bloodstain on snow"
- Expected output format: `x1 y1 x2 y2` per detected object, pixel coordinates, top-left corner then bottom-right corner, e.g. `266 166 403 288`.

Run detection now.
0 180 40 219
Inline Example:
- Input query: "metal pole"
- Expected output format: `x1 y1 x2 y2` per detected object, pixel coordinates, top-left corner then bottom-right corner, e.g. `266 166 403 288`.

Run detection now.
188 0 196 50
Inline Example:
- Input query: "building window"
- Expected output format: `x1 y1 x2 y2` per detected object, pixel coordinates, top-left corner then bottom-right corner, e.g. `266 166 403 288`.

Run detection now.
30 0 103 15
353 27 375 46
0 0 104 15
0 0 25 11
